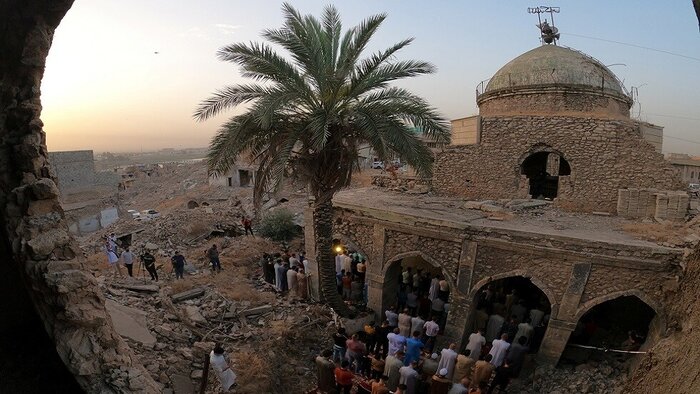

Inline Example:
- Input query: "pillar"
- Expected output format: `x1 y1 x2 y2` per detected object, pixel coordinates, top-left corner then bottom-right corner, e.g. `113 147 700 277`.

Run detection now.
438 240 477 350
537 318 576 365
368 224 386 321
303 205 320 301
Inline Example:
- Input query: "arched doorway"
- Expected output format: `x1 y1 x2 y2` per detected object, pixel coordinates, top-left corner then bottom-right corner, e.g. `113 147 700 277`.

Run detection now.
382 253 453 336
521 151 571 199
562 295 656 365
469 276 553 356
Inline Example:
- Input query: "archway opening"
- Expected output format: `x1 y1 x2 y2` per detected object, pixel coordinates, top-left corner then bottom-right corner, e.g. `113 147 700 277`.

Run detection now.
469 276 552 357
382 255 451 337
521 151 571 200
562 295 656 365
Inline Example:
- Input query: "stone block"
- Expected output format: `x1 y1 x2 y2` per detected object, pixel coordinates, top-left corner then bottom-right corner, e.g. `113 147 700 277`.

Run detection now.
171 287 205 303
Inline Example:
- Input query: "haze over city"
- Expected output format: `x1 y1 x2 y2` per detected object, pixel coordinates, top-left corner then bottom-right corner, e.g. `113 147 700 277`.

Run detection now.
42 1 700 154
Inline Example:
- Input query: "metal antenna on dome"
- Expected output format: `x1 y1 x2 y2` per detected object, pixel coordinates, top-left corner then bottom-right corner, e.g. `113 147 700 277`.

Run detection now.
528 6 561 45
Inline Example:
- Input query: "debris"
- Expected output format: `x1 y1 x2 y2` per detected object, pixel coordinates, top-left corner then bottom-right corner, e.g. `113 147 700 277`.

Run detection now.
105 299 156 345
171 287 206 303
184 306 208 325
240 304 273 317
114 283 160 293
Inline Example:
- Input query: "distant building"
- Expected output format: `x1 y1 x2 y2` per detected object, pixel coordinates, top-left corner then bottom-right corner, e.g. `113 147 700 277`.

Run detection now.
209 165 257 188
48 150 96 194
666 153 700 185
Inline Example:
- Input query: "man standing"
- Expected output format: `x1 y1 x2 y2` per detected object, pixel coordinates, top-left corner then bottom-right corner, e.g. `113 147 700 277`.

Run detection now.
383 351 404 392
241 216 253 236
488 334 511 368
398 361 419 394
515 319 534 345
398 309 412 338
448 378 470 394
334 360 354 394
273 259 282 291
120 246 135 277
206 244 221 273
404 331 424 366
171 251 186 280
486 313 504 343
471 354 494 389
287 266 298 296
141 250 158 281
316 349 336 394
342 272 353 300
453 349 475 384
385 307 399 330
356 258 366 282
333 327 349 363
466 329 486 362
504 336 529 378
430 369 451 394
296 268 308 299
431 297 446 330
423 316 440 353
437 343 458 381
410 315 425 339
346 334 367 371
387 328 406 357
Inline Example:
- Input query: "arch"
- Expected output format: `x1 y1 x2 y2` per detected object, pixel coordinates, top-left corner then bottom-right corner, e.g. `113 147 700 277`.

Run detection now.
332 233 369 260
469 269 560 318
518 144 572 200
383 250 456 290
573 289 661 323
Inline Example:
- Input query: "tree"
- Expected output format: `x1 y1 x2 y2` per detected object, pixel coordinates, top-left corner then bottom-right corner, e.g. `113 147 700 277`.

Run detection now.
194 3 450 316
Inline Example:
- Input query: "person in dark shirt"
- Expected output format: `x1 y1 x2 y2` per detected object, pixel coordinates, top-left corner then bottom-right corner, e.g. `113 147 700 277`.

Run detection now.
141 251 158 281
333 327 349 363
171 251 186 279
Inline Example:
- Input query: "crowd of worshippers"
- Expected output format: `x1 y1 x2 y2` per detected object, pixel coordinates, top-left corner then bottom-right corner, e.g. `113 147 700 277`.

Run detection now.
260 250 310 298
335 250 369 303
312 281 551 394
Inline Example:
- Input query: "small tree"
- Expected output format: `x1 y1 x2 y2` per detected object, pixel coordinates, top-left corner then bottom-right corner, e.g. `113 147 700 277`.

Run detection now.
257 209 300 242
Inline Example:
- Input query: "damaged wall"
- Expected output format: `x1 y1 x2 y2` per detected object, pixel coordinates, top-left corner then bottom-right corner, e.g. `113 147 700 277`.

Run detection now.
0 1 158 392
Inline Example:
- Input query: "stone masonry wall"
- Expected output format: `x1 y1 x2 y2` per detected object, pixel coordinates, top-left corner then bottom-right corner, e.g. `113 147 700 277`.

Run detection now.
434 115 682 212
1 1 159 392
478 90 631 119
48 150 96 194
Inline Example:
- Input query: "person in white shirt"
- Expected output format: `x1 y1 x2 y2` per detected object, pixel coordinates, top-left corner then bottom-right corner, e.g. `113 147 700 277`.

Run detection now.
529 307 545 328
465 329 486 361
488 333 511 367
410 315 425 338
386 307 399 328
515 319 534 345
436 343 458 381
209 344 237 392
120 246 135 277
423 316 440 352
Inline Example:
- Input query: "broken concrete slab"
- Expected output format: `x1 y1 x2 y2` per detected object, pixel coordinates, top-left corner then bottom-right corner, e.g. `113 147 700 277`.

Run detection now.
171 287 205 303
171 374 194 394
105 299 156 345
510 200 548 210
184 305 207 325
240 304 273 317
463 201 483 210
114 283 160 293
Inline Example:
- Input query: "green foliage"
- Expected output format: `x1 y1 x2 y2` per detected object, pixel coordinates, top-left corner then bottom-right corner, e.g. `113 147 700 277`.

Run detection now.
195 3 450 205
256 209 300 242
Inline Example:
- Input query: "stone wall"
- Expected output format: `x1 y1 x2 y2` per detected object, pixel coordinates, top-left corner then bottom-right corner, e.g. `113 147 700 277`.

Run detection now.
331 204 683 364
0 1 159 392
48 150 96 194
434 115 682 212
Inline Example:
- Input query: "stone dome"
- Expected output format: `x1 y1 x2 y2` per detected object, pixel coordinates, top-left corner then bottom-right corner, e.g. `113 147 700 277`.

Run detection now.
481 45 629 100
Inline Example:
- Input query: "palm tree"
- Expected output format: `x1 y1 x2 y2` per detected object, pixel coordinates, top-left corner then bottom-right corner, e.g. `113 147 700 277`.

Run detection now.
194 3 450 316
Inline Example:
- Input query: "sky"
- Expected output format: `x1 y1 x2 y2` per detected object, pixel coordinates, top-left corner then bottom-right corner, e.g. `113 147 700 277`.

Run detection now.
41 1 700 154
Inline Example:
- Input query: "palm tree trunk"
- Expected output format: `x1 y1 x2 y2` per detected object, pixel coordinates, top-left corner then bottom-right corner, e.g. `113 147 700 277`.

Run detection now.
311 195 353 317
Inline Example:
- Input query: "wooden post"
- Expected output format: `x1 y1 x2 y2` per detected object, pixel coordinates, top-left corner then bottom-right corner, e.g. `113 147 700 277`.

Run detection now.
199 353 210 394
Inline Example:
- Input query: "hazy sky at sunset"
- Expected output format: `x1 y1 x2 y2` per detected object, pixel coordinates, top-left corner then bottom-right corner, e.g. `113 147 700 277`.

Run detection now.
42 1 700 154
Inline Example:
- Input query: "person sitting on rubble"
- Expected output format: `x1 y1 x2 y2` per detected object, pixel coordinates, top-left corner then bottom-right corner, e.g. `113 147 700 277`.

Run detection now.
171 251 186 280
141 249 158 281
209 343 237 392
206 244 221 273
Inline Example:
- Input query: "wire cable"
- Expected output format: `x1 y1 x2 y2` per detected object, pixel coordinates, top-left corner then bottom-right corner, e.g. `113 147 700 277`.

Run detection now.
566 32 700 62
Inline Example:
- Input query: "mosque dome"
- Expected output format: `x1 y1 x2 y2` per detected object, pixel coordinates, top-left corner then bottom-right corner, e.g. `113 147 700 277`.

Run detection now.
477 44 633 115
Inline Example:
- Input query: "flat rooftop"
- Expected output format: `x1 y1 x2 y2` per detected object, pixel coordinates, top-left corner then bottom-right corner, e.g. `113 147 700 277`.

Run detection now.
334 187 679 251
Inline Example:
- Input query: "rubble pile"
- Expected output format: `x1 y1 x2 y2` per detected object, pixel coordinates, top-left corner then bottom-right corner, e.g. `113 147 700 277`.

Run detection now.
524 361 628 394
96 244 335 394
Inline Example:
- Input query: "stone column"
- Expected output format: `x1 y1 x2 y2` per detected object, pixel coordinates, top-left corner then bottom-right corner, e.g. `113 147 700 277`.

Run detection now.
439 240 476 349
537 318 576 365
368 224 386 321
